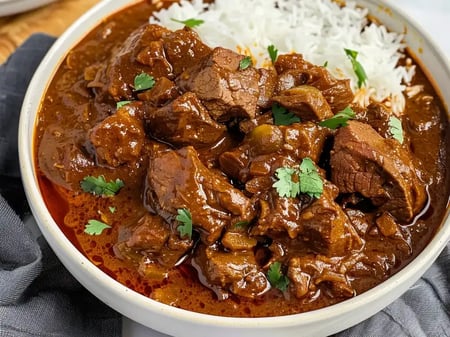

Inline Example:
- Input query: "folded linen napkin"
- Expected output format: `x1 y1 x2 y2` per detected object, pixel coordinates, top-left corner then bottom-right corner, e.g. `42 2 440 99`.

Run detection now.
0 34 448 337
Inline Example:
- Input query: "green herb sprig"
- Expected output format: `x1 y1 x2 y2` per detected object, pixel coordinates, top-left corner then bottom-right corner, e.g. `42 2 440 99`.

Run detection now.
171 18 204 28
176 208 193 240
80 175 124 197
272 103 301 126
388 116 404 144
273 158 323 199
319 106 356 129
267 45 278 64
344 48 368 88
267 261 290 292
84 219 111 235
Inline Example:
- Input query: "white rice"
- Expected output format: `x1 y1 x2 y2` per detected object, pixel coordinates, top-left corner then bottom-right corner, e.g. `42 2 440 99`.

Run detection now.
149 0 415 113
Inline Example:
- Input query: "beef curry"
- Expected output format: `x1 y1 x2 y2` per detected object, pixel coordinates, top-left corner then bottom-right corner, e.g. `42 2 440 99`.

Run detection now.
34 1 450 317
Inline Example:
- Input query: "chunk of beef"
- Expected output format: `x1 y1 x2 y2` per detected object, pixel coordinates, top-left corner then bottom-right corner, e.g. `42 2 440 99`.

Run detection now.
251 190 311 239
279 122 331 163
89 106 145 167
161 26 211 76
145 92 226 147
330 120 427 222
193 245 270 299
219 122 330 183
145 146 255 244
257 68 277 109
115 213 193 274
288 254 357 299
221 230 258 251
136 77 180 106
299 181 363 256
38 125 94 190
177 47 260 121
272 85 333 121
274 54 354 113
356 102 392 138
239 113 274 134
92 24 173 102
124 213 170 251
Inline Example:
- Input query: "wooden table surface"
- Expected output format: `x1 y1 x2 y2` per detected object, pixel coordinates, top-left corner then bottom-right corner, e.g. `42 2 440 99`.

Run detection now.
0 0 100 64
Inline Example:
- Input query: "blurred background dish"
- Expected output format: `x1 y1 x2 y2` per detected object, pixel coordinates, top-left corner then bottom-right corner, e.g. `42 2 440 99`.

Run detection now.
0 0 57 17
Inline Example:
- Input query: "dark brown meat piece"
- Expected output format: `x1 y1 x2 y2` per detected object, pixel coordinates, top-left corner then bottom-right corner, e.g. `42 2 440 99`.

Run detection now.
124 213 170 251
136 77 180 106
257 68 277 109
330 120 427 222
299 181 363 256
288 254 357 299
89 106 145 167
274 54 354 113
92 24 173 102
145 92 226 147
177 47 260 121
145 146 255 244
193 245 269 299
356 102 392 138
272 85 334 121
38 125 94 190
161 26 211 76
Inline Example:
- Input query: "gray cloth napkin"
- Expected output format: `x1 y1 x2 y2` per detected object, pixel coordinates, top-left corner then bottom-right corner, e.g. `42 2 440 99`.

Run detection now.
0 34 449 337
0 34 121 337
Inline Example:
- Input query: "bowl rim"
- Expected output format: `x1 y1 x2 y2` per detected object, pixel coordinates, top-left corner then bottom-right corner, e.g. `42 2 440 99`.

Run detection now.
18 0 450 334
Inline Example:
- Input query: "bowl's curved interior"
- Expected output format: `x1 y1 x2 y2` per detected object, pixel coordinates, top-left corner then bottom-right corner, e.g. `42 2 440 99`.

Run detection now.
18 0 450 336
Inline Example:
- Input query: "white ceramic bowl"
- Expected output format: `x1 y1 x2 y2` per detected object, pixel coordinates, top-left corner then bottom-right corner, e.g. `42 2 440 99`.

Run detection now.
18 0 450 336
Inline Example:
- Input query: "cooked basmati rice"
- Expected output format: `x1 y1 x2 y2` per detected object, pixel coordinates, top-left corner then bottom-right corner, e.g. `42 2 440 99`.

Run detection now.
149 0 415 113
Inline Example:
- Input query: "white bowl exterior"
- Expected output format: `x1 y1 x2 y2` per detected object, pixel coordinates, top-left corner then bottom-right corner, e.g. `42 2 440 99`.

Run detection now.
18 0 450 336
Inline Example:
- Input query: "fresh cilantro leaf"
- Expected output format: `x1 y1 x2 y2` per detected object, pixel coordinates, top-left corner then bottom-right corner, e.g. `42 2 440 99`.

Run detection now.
299 158 323 199
319 106 356 129
171 18 204 28
80 175 124 197
267 44 278 64
273 158 323 199
344 48 368 88
239 56 252 70
273 167 300 198
109 206 116 214
323 60 329 67
134 73 155 91
233 220 249 229
272 103 301 126
84 219 111 235
267 261 289 292
388 116 404 144
176 208 193 240
117 101 132 109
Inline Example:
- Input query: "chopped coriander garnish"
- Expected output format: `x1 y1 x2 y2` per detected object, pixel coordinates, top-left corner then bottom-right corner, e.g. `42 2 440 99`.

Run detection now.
267 44 278 64
323 60 329 67
239 56 252 70
388 116 404 144
171 18 204 28
267 261 289 292
233 220 249 229
272 103 301 126
273 158 323 199
134 73 155 91
80 175 124 197
273 167 299 198
176 208 193 240
344 48 368 88
299 158 323 199
109 206 116 214
319 106 356 129
84 219 111 235
117 101 132 109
